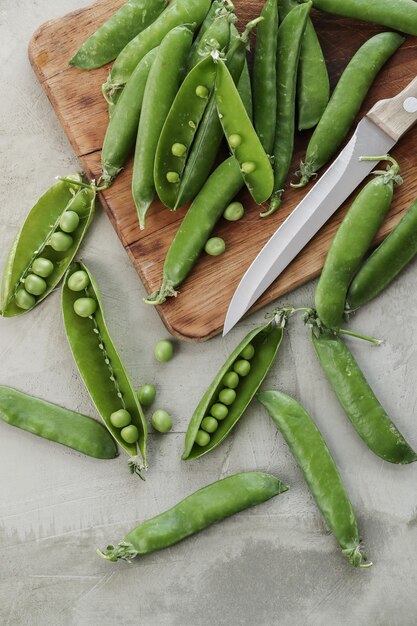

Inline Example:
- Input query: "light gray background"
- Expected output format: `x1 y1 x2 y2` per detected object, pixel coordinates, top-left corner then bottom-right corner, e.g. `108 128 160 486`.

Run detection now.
1 2 417 625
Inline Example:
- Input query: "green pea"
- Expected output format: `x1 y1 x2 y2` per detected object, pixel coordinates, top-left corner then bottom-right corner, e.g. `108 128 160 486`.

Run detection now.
73 297 97 317
24 274 47 296
240 344 255 360
201 416 218 434
241 162 256 174
151 409 173 433
222 371 239 389
196 85 209 98
233 359 251 377
155 339 174 362
32 258 54 278
210 403 228 420
218 388 236 406
49 232 73 252
195 429 211 446
166 171 180 184
59 210 80 233
229 134 242 148
205 237 226 256
15 288 36 310
121 424 139 443
68 270 90 292
223 201 244 222
110 409 132 428
171 143 187 157
137 384 156 408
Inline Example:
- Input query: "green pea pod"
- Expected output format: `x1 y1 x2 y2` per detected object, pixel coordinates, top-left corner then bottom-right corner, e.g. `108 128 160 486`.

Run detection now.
104 0 211 102
294 32 404 187
99 472 288 561
101 48 158 185
258 391 369 567
1 177 96 318
0 386 117 460
69 0 167 69
347 197 417 310
311 328 417 465
315 156 401 331
190 0 224 50
215 59 274 205
237 59 253 120
253 0 279 154
62 262 148 476
132 25 194 229
182 318 284 460
186 0 234 70
146 156 244 305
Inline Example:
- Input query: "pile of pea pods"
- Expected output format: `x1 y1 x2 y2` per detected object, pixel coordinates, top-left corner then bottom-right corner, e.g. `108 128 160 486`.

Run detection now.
2 0 417 569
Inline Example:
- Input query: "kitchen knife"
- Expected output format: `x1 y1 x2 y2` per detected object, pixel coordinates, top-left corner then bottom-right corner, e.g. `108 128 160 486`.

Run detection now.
223 77 417 336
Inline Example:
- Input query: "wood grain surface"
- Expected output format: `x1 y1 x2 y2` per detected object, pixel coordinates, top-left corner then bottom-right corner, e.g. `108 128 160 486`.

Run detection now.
28 0 417 341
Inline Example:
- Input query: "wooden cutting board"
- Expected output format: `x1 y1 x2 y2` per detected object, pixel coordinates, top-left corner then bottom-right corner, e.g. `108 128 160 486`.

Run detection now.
29 0 417 342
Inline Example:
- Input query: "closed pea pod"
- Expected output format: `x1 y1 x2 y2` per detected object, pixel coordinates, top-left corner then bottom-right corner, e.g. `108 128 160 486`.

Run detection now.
62 262 148 476
237 60 253 120
258 391 369 567
186 1 234 71
99 472 288 561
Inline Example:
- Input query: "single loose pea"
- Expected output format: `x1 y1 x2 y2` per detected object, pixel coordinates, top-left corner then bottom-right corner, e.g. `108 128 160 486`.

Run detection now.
240 344 255 360
110 409 132 428
195 429 211 446
222 371 239 389
210 403 228 420
155 339 174 362
233 359 251 377
32 257 54 278
166 171 180 184
59 210 80 233
229 134 242 148
25 274 47 296
73 297 97 317
49 232 73 252
121 424 139 443
241 162 256 174
171 143 187 157
223 202 244 222
218 388 236 406
151 409 173 433
196 85 209 98
201 416 218 433
15 288 36 310
137 384 156 407
205 237 225 256
68 270 90 292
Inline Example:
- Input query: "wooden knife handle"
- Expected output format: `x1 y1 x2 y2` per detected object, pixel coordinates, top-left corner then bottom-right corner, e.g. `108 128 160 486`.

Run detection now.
367 75 417 141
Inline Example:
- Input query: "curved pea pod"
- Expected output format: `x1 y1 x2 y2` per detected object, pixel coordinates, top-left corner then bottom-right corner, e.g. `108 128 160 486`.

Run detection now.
69 0 167 69
311 329 417 465
0 386 117 460
99 472 288 561
258 391 369 568
182 319 284 461
1 177 96 317
186 0 234 70
62 262 148 475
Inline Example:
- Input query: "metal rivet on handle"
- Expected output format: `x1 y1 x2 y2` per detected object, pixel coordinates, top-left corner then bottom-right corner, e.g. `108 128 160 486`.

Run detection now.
403 97 417 113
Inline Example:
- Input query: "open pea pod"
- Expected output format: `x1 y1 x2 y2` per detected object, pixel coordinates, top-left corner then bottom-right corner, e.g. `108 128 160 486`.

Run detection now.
183 318 284 460
1 177 96 317
62 262 147 476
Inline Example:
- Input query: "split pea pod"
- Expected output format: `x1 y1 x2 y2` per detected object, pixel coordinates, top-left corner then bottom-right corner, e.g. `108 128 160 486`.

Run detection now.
99 472 288 562
0 386 117 460
62 262 148 476
294 32 404 187
132 25 193 229
186 0 234 70
347 197 417 310
311 328 417 465
182 318 284 460
258 391 369 567
1 177 95 317
237 60 253 120
69 0 167 69
315 156 402 331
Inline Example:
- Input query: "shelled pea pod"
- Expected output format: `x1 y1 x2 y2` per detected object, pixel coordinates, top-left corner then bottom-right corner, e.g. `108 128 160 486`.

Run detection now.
1 177 96 317
265 2 312 217
132 25 194 229
69 0 167 69
293 32 404 187
146 156 244 305
103 0 211 104
0 386 117 460
258 391 369 567
62 262 148 476
311 325 417 465
347 197 417 310
186 0 235 70
182 316 285 460
99 472 288 562
279 0 329 131
315 156 402 331
215 59 274 205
